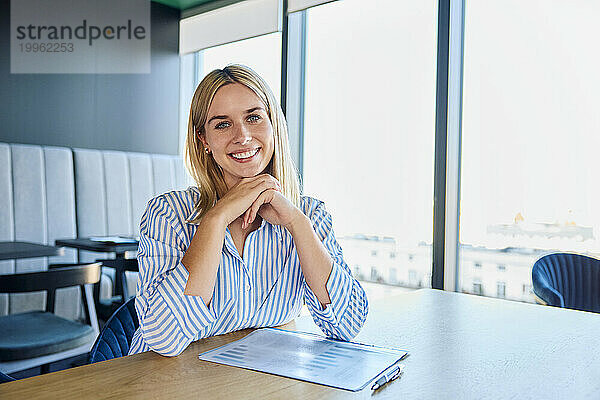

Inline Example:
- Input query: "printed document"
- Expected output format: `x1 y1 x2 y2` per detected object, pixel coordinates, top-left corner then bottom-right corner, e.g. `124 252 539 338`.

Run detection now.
198 328 408 391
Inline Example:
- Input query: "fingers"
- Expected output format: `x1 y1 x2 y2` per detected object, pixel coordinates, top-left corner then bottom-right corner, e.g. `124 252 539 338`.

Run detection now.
237 173 280 188
242 208 252 229
248 193 265 225
220 174 283 227
247 176 281 203
248 174 281 191
243 192 266 229
243 189 278 228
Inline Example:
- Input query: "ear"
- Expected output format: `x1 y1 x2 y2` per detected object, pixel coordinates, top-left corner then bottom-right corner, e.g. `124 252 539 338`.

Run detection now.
197 130 208 147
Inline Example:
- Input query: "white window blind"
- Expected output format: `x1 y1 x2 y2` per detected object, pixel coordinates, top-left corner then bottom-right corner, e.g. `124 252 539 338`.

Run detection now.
287 0 338 13
180 0 282 55
180 0 341 54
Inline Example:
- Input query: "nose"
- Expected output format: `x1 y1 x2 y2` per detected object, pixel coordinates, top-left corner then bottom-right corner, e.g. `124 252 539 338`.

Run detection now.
232 122 252 145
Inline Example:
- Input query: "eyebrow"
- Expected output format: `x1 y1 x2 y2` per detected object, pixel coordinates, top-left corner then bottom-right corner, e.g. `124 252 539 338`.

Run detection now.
206 106 266 126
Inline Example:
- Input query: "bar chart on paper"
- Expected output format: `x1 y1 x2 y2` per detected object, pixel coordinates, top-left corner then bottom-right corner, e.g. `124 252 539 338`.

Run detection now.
198 328 408 391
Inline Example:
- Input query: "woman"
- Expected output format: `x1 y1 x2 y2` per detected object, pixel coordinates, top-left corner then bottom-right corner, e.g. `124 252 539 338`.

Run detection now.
128 64 368 357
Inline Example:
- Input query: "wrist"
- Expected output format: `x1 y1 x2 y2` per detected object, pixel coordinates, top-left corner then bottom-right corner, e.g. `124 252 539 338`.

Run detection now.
285 210 310 233
202 207 228 230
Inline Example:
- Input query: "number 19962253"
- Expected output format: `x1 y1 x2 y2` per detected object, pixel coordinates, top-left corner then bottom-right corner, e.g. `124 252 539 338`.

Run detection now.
19 42 74 52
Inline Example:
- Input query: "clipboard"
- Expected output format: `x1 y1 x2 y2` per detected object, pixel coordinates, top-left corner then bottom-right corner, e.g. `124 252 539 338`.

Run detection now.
198 328 408 392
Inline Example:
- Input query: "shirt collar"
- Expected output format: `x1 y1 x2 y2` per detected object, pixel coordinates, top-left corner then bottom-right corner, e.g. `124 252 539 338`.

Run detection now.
221 218 284 260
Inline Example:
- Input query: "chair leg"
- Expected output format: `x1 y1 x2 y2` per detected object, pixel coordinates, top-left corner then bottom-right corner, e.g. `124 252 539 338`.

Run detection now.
121 270 129 300
93 280 101 309
114 267 124 301
40 363 51 374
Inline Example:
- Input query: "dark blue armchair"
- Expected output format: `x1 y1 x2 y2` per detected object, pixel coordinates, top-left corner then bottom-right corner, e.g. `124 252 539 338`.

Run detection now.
532 253 600 313
89 297 139 363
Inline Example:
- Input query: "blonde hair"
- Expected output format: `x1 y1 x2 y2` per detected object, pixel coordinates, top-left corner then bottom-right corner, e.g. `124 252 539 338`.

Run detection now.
184 64 301 224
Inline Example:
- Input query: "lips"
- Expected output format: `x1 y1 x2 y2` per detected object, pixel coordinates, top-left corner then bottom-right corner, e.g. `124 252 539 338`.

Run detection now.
228 147 261 163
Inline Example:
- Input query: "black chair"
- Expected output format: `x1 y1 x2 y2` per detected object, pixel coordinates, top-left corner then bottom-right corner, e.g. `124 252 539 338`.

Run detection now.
89 297 139 363
0 263 101 374
532 253 600 313
94 258 138 321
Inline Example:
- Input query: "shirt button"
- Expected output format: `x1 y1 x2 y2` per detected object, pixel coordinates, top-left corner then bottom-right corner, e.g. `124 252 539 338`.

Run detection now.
245 284 251 292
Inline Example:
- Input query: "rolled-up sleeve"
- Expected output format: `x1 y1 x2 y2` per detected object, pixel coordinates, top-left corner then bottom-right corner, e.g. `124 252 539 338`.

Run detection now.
302 199 369 340
135 196 215 356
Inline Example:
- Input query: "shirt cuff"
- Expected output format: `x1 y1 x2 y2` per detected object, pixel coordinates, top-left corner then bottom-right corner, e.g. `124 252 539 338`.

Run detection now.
305 261 353 325
154 261 218 337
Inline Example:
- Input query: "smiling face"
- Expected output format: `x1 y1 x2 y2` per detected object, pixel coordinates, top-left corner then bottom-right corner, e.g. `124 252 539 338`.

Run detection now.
200 83 275 189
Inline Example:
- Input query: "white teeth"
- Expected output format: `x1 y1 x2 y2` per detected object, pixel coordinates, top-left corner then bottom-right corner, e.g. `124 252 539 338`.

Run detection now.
231 148 259 159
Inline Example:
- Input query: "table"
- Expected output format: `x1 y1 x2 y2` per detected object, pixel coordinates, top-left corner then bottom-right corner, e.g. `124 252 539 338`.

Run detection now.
54 238 139 258
55 238 139 317
0 241 63 261
1 289 599 399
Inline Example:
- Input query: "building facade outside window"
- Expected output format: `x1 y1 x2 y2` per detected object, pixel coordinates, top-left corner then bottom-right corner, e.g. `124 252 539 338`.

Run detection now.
497 282 506 299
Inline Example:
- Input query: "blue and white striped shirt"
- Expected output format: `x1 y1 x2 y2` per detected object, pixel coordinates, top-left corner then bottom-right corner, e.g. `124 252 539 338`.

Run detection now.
128 187 368 356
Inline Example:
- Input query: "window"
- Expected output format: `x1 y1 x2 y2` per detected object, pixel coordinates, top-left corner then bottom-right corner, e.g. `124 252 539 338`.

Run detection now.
522 284 532 296
408 270 417 285
473 282 483 296
474 262 482 269
497 264 506 272
497 282 506 299
389 268 397 284
371 250 378 257
370 267 379 282
459 0 600 303
390 252 396 259
303 0 437 297
196 33 282 101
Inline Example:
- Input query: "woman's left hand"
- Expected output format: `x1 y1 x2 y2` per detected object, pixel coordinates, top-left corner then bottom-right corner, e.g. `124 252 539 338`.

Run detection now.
242 187 303 230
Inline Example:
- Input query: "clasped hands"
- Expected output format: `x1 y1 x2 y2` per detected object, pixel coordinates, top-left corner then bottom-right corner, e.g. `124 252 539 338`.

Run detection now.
209 174 304 231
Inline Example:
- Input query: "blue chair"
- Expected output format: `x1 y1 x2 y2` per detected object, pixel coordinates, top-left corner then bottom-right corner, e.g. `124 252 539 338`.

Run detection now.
0 370 15 383
88 297 139 363
0 263 101 374
532 253 600 313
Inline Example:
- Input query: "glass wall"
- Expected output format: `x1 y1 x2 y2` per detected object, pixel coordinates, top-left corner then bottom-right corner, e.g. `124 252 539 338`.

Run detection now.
460 0 600 302
197 32 282 100
303 0 438 298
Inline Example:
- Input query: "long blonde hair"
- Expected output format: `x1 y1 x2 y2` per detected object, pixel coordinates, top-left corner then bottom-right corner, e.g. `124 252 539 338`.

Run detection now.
184 64 301 223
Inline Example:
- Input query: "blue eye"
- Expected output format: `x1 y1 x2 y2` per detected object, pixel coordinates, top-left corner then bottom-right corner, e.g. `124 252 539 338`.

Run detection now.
247 115 261 123
215 121 230 130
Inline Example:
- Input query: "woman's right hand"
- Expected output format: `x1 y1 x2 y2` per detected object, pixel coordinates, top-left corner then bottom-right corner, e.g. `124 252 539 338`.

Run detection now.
207 174 281 227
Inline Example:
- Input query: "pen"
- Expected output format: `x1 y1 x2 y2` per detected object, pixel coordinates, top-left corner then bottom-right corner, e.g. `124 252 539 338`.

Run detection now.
370 363 405 391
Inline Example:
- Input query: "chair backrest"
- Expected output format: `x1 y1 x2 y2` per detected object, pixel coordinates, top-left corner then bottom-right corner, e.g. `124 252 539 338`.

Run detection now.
89 297 139 363
0 263 101 293
0 263 101 314
532 253 600 313
0 370 15 383
0 143 79 318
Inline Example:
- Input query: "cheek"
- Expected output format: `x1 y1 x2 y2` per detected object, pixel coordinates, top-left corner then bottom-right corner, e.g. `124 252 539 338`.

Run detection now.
261 124 275 147
205 134 226 151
